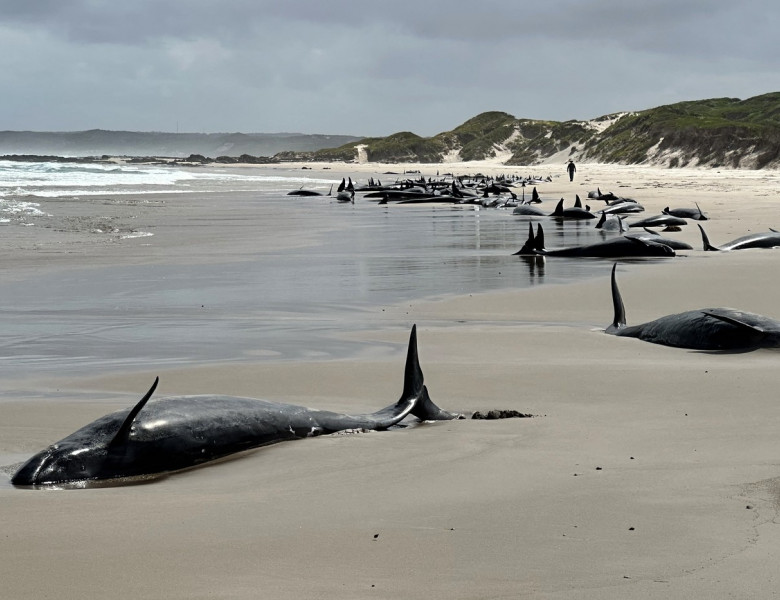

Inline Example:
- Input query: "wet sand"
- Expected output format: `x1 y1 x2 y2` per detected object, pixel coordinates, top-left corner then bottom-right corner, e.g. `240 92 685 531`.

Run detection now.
2 161 780 598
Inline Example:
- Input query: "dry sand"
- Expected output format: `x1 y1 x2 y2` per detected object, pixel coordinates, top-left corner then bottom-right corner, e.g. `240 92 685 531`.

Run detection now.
2 160 780 599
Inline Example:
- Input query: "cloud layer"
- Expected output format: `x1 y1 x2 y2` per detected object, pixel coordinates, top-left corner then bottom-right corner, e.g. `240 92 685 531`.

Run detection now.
2 0 777 136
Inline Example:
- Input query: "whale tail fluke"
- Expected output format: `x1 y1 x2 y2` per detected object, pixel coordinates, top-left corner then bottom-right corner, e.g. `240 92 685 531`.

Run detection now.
389 325 459 422
697 224 720 251
605 264 627 334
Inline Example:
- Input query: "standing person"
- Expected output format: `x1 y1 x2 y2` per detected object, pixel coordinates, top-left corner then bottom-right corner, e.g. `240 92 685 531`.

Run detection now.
567 160 576 182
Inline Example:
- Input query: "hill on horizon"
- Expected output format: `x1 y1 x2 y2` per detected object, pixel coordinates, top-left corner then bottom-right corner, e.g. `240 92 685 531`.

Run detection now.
309 91 780 169
0 130 363 159
2 92 779 169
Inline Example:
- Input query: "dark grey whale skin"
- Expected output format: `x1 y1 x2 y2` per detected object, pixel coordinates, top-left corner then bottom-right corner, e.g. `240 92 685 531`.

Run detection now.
698 224 780 251
513 223 675 258
605 264 780 350
12 326 457 487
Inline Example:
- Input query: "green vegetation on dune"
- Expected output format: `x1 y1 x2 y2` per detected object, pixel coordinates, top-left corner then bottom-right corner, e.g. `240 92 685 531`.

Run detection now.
586 93 780 167
435 111 518 160
270 92 780 169
362 132 447 163
506 120 595 165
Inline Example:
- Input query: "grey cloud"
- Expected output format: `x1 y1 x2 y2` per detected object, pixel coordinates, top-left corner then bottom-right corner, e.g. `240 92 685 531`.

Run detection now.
0 0 776 135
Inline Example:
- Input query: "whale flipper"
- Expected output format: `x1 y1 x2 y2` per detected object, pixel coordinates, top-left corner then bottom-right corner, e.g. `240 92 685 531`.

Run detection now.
701 311 767 334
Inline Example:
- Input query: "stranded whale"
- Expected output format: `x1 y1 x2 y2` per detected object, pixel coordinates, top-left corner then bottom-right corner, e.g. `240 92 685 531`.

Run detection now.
697 224 780 251
605 264 780 350
514 223 675 258
11 326 459 488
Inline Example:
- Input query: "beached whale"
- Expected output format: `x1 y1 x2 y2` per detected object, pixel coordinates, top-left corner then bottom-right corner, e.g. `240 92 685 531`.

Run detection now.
628 214 688 229
549 197 596 220
663 203 708 220
605 264 780 350
513 223 675 258
287 184 333 197
599 202 645 215
697 224 780 251
595 212 628 233
11 326 459 488
626 228 693 251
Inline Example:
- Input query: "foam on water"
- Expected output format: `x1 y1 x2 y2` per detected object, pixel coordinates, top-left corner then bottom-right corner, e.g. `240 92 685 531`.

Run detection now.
0 160 338 199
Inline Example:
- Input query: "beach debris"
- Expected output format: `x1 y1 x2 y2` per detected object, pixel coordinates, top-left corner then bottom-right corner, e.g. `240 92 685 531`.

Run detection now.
471 410 533 419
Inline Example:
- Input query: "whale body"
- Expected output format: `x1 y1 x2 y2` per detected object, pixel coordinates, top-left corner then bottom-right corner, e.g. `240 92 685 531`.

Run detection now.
11 326 458 487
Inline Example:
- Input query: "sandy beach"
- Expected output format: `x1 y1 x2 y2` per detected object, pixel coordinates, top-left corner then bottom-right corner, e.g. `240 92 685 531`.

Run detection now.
2 159 780 599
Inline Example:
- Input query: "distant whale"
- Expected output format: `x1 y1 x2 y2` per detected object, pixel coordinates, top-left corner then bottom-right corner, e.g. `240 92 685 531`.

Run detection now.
595 212 628 233
287 184 333 197
600 202 645 215
11 326 459 488
663 203 708 220
549 197 596 220
628 214 688 229
697 224 780 251
605 264 780 350
514 223 675 258
626 228 693 250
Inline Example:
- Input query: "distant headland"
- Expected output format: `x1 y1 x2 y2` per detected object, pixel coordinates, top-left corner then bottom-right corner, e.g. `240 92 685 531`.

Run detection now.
2 92 779 168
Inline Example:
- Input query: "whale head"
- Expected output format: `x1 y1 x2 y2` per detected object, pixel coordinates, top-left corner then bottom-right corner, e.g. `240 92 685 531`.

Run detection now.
11 435 113 487
12 378 159 487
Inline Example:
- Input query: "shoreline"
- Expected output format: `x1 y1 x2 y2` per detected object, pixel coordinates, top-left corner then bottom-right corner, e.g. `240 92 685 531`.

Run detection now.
3 160 780 598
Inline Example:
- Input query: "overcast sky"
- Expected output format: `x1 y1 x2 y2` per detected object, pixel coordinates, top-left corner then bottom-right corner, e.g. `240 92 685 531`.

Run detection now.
1 0 777 137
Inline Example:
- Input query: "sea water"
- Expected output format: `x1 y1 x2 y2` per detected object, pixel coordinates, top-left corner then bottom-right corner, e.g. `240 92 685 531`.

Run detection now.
0 160 646 377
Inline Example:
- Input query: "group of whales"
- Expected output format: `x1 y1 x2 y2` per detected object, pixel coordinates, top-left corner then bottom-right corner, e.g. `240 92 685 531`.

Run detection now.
15 258 780 489
12 177 780 489
511 186 780 257
288 173 553 207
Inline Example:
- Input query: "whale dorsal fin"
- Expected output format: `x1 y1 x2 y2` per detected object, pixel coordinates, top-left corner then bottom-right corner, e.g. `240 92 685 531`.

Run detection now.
595 212 606 229
697 224 720 251
606 264 627 333
513 222 536 255
108 377 159 449
574 194 582 208
551 198 564 216
399 325 423 403
534 223 545 252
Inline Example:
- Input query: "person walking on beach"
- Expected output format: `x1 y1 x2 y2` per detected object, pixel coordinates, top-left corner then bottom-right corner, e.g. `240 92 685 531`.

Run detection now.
567 160 576 182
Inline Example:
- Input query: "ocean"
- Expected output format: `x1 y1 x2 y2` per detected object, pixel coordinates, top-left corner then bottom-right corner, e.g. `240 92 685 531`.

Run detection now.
0 159 634 379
